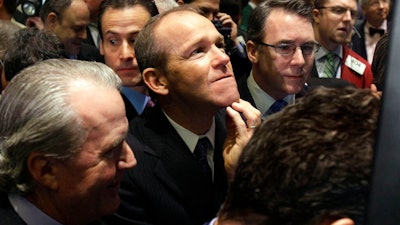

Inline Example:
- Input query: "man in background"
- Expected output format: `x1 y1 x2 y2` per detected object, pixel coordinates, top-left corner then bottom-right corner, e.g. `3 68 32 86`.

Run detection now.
40 0 103 61
238 0 316 119
312 0 374 88
98 0 158 120
83 0 103 49
352 0 391 63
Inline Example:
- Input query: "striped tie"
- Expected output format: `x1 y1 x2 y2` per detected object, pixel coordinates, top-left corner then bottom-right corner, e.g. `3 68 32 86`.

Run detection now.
323 52 336 78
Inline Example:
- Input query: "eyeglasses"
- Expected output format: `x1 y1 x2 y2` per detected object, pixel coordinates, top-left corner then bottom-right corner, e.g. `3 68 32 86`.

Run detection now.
254 41 319 56
317 6 359 19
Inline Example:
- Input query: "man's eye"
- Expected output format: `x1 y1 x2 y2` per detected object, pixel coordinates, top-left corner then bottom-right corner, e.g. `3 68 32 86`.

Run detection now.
302 45 314 52
277 44 292 51
104 146 121 159
191 48 204 56
109 39 118 45
216 43 226 51
332 7 345 14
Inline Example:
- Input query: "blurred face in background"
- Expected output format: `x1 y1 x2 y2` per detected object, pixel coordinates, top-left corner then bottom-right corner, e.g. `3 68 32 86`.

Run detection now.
100 5 151 88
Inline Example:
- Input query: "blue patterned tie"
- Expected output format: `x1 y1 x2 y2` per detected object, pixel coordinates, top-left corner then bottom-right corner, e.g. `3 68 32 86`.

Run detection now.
194 137 212 181
264 99 288 118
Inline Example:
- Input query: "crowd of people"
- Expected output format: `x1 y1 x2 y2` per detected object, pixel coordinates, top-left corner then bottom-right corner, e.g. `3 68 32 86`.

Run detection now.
0 0 390 224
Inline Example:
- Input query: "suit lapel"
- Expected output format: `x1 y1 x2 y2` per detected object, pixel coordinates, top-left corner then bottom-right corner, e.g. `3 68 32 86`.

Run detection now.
134 106 226 215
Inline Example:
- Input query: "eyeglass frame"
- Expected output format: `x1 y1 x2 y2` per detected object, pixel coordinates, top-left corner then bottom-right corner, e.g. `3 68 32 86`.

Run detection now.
316 6 360 19
253 41 319 56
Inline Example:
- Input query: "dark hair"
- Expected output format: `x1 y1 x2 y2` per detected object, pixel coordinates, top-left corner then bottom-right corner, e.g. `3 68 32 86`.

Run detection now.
314 0 357 9
97 0 158 40
3 28 65 82
39 0 72 24
371 32 390 91
247 0 313 42
218 87 380 225
3 0 18 16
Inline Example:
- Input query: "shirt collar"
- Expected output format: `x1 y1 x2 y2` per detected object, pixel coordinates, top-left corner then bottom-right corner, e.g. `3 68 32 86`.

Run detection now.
314 45 343 61
163 110 215 153
121 87 149 115
8 193 63 225
247 71 294 116
366 20 387 31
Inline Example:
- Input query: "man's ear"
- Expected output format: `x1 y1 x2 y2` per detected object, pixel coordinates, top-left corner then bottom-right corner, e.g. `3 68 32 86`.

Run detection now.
330 218 355 225
312 8 321 24
143 68 169 96
45 12 59 30
27 153 59 191
247 40 259 64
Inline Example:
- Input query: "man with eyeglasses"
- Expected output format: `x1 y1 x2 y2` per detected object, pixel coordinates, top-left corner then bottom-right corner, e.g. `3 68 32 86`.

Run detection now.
237 0 316 119
352 0 391 64
312 0 374 88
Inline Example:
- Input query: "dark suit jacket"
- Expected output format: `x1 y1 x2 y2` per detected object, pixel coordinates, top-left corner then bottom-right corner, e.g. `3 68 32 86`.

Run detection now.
351 19 390 62
311 45 374 88
352 19 368 60
83 27 98 49
77 43 104 63
237 72 355 106
111 105 228 225
121 93 139 122
0 192 110 225
0 193 26 225
237 73 256 107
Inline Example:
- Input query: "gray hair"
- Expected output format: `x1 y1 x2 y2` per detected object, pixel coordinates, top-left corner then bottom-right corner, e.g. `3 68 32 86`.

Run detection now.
0 59 121 194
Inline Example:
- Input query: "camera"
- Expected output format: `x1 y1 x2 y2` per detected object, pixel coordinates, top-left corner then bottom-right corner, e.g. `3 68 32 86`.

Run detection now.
21 0 42 17
211 19 234 55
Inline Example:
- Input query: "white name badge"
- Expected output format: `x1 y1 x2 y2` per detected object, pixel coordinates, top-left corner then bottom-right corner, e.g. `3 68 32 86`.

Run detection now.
345 55 366 75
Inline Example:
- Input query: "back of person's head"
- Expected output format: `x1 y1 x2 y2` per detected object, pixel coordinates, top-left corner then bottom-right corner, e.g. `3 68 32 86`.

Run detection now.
247 0 314 42
0 20 20 57
39 0 73 25
3 27 65 83
97 0 158 40
0 20 20 92
154 0 179 13
218 87 380 225
371 32 389 91
0 59 121 194
0 20 20 66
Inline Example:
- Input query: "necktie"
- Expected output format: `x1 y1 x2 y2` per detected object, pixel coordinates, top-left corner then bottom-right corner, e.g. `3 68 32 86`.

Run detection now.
145 96 155 108
264 99 288 118
194 137 213 181
369 27 385 37
323 52 337 78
